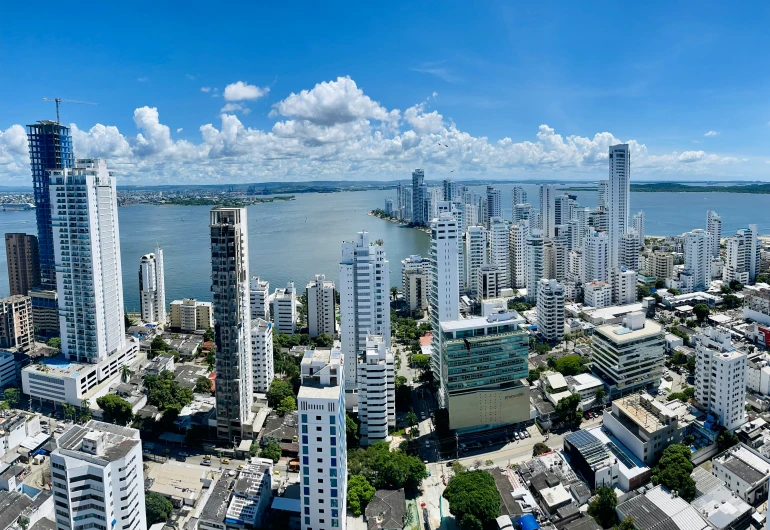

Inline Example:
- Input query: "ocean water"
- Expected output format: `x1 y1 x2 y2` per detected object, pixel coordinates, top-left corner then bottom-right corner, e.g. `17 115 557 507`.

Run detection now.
0 185 768 309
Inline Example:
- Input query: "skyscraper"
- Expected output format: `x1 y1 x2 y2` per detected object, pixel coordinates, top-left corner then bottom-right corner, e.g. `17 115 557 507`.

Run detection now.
597 180 609 209
339 231 391 403
724 225 760 284
619 232 640 272
694 328 747 431
4 233 40 296
306 274 336 338
27 121 74 290
443 178 459 201
251 318 274 394
539 184 556 238
509 220 530 289
488 217 510 289
608 144 631 268
537 279 565 341
464 226 487 297
707 210 722 258
412 169 425 226
525 231 544 302
584 231 610 283
683 229 710 292
512 186 527 207
139 245 166 324
211 207 253 439
486 186 502 226
632 211 646 246
357 335 395 445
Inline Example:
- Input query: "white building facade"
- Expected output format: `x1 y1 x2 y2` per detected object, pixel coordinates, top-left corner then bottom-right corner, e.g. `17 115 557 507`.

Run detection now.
537 279 564 341
306 274 336 338
357 335 395 445
608 144 631 269
273 283 297 335
488 217 510 289
251 318 274 394
694 328 747 431
509 220 530 290
138 245 166 325
464 226 487 297
250 277 271 321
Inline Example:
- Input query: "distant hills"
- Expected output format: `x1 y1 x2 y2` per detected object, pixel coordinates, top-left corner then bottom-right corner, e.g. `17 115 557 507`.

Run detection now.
631 182 770 194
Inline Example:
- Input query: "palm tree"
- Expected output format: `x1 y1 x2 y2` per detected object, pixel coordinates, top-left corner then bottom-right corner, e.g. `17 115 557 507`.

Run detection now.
121 365 132 383
0 401 8 414
63 404 76 422
390 287 399 302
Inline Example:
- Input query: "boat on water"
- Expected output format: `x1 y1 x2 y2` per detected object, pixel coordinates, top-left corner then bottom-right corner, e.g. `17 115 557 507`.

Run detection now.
1 203 35 212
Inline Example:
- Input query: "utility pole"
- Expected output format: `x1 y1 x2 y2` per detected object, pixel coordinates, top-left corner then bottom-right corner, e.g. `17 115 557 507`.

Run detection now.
42 97 97 124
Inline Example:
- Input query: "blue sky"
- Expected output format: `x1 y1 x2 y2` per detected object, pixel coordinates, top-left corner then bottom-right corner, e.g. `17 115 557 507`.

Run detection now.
1 1 769 185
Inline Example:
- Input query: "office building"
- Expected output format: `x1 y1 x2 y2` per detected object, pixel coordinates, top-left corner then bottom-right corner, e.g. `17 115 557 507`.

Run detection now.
683 229 710 292
584 231 610 283
273 283 297 335
619 232 640 271
591 312 664 397
707 210 722 258
51 421 146 530
611 268 637 306
411 169 425 226
694 328 747 431
512 186 527 206
525 231 544 302
251 318 274 394
28 120 74 290
169 298 213 332
199 459 274 530
632 211 645 245
608 144 631 268
401 255 429 313
574 207 590 249
649 252 674 279
27 289 56 338
537 279 564 341
486 186 501 226
138 246 166 325
597 180 608 209
464 226 488 297
509 221 529 290
340 231 391 401
306 275 336 338
724 225 760 284
438 311 529 432
298 344 347 530
250 277 271 321
357 335 395 445
0 295 34 352
210 207 253 439
488 217 509 288
584 281 612 309
4 233 40 296
476 266 504 300
429 213 460 407
539 184 556 238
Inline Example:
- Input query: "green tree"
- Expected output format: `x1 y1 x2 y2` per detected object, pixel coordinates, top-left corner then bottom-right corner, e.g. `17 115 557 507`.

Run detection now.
347 475 376 516
47 337 61 351
406 410 418 428
347 442 427 492
259 440 282 463
267 379 295 408
203 327 215 342
671 350 688 365
0 401 8 414
63 404 76 422
277 396 297 416
249 442 259 457
443 470 501 530
729 280 744 291
145 492 174 525
651 444 696 501
206 351 216 371
616 517 635 530
120 365 132 383
411 354 431 371
144 370 194 411
532 442 551 456
149 337 170 359
3 388 20 407
669 288 681 296
555 355 584 376
96 394 134 425
595 387 607 402
390 286 399 301
395 376 411 412
195 376 213 393
313 334 334 348
556 393 582 428
655 278 666 289
588 486 618 528
346 413 359 447
638 285 651 300
717 429 739 452
693 304 710 323
722 294 741 309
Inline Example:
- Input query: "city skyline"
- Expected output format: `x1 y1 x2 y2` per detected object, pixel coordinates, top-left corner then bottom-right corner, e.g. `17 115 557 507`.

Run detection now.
1 3 769 185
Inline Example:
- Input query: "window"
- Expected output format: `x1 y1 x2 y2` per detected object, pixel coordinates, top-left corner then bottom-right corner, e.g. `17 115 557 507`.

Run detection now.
330 437 336 445
331 489 338 498
302 425 308 433
329 415 335 424
304 507 310 515
317 437 322 442
316 416 322 421
302 414 308 424
331 499 338 507
331 478 338 487
304 487 310 495
303 457 309 465
330 469 337 477
302 436 308 444
304 477 309 485
330 426 336 436
331 448 336 456
331 458 337 466
303 466 310 475
305 517 311 525
303 446 308 455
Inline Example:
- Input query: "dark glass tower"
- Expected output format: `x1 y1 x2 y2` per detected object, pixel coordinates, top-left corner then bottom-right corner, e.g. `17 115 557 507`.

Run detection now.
27 120 74 289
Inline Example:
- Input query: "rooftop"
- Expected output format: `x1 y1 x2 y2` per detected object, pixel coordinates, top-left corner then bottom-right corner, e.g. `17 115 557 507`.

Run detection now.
691 485 752 530
613 393 677 433
715 444 770 485
200 476 232 523
595 319 663 344
440 310 525 332
57 420 140 463
617 486 709 530
0 490 32 530
22 354 93 378
365 488 407 530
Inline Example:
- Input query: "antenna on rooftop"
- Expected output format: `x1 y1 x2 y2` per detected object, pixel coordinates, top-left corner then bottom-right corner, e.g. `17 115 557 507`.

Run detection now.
42 97 98 124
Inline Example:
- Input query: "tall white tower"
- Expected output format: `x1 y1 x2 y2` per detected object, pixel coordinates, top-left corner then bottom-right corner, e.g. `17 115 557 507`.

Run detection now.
210 207 253 439
509 220 530 289
608 144 630 268
525 231 544 302
584 231 610 283
464 226 488 297
683 229 710 292
512 185 527 207
597 180 609 209
49 158 125 363
340 231 391 402
694 328 747 431
539 184 556 238
706 210 722 258
486 186 502 226
488 217 510 289
139 245 166 325
306 274 336 338
632 211 645 245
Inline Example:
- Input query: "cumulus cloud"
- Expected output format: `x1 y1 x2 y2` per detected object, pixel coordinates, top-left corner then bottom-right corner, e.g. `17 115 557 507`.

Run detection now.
176 128 183 133
0 76 746 184
704 130 719 137
200 87 211 93
223 81 269 101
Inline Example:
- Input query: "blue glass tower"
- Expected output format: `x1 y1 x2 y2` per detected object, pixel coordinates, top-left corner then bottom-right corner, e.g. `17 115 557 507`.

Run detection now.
27 120 74 289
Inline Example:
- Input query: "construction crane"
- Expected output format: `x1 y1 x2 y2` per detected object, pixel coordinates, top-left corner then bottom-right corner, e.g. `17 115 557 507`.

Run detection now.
42 97 97 124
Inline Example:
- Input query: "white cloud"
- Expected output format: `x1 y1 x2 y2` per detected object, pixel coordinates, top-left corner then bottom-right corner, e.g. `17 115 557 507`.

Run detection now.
176 128 183 133
0 76 747 184
704 130 719 137
223 81 269 101
200 87 211 93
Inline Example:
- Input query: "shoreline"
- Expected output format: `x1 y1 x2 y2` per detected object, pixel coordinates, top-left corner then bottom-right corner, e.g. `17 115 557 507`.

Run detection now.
368 212 431 234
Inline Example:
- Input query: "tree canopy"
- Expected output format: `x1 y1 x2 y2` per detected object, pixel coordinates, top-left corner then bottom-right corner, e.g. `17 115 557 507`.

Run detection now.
717 429 739 452
259 440 282 463
267 379 295 408
442 470 501 530
195 376 213 393
277 396 297 416
347 442 427 492
347 475 376 516
3 388 20 406
651 444 696 501
587 486 617 528
693 304 710 323
411 354 431 371
96 394 134 425
346 413 360 447
556 393 582 428
554 355 585 376
314 334 335 347
532 442 551 456
144 370 194 411
145 492 174 525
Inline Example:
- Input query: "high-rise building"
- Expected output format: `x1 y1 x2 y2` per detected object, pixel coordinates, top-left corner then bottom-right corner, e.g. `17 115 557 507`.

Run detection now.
512 202 533 224
539 184 556 238
138 245 166 325
683 229 710 292
169 298 213 332
591 312 665 397
464 226 487 297
28 289 58 338
27 121 74 290
537 279 564 341
619 232 640 271
597 180 609 209
588 207 609 233
51 421 146 530
554 194 571 227
210 207 253 439
567 248 584 284
694 328 747 431
584 231 610 283
250 277 271 321
724 225 760 284
402 255 429 313
543 237 568 282
429 213 460 407
611 267 637 305
443 179 460 201
50 159 125 363
525 231 544 302
340 232 391 402
512 186 527 207
251 318 274 394
632 211 645 246
476 266 504 299
306 274 336 338
707 210 722 258
298 343 347 530
272 283 297 335
357 335 395 445
402 187 413 223
509 221 530 289
0 294 34 352
649 252 674 279
384 198 394 216
608 144 631 268
584 281 612 308
486 186 501 226
488 217 509 289
4 233 40 296
574 207 590 249
411 169 425 226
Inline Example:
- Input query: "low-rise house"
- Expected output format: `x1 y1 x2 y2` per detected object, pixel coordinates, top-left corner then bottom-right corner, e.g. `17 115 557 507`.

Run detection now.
615 485 709 530
565 373 604 408
365 489 406 530
260 411 299 456
711 443 770 505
